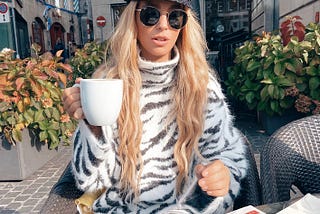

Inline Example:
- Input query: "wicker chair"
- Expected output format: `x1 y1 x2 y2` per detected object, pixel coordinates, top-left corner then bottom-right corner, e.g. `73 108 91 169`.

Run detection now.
40 132 261 213
260 114 320 204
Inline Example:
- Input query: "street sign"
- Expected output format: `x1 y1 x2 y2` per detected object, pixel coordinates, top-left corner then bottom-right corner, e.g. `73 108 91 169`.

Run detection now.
96 16 106 27
0 2 9 23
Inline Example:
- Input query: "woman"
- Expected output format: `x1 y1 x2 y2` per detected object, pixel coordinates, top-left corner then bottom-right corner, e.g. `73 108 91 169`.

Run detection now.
63 0 248 213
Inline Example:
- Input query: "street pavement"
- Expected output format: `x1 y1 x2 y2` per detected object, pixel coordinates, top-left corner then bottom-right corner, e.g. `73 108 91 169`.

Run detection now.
0 113 269 214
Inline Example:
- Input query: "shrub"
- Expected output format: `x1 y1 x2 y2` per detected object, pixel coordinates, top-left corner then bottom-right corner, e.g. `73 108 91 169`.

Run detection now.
0 44 77 149
226 17 320 116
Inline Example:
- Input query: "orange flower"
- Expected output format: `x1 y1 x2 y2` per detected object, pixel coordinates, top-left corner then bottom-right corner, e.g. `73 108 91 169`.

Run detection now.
60 114 70 123
41 97 53 108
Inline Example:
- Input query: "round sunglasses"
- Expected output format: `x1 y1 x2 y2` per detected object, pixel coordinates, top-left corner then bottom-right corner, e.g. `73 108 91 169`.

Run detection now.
135 6 188 30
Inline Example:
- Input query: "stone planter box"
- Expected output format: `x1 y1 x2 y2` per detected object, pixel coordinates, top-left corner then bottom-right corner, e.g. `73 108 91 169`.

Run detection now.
0 129 58 181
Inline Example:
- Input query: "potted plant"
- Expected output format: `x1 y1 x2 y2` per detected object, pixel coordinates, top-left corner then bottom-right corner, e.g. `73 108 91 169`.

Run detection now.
0 44 77 180
226 17 320 134
68 40 108 86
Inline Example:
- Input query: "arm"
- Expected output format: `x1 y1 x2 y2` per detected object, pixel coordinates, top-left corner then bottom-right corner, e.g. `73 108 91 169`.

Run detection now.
196 78 248 207
63 81 118 192
71 121 117 192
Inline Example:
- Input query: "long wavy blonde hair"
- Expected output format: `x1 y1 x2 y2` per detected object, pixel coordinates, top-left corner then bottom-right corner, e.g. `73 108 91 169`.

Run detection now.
98 1 212 196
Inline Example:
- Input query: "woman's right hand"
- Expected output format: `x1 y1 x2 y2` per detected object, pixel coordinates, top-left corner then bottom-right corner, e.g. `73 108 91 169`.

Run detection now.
63 79 84 120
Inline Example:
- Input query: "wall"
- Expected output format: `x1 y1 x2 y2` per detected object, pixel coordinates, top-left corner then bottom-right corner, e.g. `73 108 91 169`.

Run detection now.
279 0 320 25
91 0 127 42
251 0 320 35
0 0 80 57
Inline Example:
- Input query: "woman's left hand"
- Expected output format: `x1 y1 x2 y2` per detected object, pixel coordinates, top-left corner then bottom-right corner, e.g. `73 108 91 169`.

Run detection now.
195 160 230 197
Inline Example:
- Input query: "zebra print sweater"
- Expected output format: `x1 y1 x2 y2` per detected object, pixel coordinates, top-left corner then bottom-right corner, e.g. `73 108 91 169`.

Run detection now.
72 47 248 213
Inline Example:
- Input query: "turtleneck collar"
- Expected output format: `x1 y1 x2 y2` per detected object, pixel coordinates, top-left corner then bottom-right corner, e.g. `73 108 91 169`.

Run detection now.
138 46 180 86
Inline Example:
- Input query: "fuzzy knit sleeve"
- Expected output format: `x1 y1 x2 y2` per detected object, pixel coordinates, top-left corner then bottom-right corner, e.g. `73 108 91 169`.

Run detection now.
71 120 118 192
197 76 248 209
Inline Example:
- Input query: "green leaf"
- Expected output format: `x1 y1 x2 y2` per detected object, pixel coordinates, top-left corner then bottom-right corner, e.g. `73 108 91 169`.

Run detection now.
38 121 48 130
247 60 261 72
44 108 52 118
274 63 284 76
23 109 34 124
12 128 22 143
34 109 45 122
7 115 17 125
39 130 48 142
51 108 61 121
277 78 294 87
279 88 285 99
245 91 255 104
309 77 320 90
264 56 275 69
261 79 273 84
268 85 275 98
296 82 308 92
306 66 318 76
310 89 320 100
286 58 302 73
260 86 269 101
48 129 60 145
48 121 60 130
273 86 280 99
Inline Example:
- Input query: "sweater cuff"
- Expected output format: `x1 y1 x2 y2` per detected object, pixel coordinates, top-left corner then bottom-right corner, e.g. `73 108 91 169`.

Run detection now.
79 120 113 151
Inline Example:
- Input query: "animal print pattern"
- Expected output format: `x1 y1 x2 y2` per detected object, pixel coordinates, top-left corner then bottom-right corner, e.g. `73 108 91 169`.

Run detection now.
72 48 248 213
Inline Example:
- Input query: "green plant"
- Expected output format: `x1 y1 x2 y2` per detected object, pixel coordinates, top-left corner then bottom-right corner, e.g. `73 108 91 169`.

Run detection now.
226 18 320 116
0 44 78 149
68 40 108 86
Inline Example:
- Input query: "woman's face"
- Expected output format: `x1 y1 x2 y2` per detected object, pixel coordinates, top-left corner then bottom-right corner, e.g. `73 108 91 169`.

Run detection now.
136 0 184 62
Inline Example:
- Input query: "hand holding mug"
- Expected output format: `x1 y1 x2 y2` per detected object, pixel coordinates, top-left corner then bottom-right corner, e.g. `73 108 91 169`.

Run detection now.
63 78 84 120
63 78 123 126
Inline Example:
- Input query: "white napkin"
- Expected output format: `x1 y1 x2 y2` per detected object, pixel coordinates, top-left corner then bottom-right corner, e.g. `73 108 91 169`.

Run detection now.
277 193 320 214
227 205 265 214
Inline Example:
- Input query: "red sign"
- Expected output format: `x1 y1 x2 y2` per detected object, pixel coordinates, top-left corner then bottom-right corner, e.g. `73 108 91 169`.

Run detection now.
0 2 8 14
96 16 106 27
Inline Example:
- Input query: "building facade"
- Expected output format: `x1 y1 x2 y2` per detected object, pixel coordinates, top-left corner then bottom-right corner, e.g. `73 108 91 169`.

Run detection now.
252 0 320 35
0 0 88 59
2 0 319 60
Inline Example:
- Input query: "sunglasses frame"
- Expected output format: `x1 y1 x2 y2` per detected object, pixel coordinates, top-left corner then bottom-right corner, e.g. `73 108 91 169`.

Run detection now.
135 6 188 30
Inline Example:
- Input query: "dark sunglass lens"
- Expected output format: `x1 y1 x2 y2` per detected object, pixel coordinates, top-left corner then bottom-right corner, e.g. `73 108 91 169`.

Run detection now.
140 7 160 26
168 10 187 29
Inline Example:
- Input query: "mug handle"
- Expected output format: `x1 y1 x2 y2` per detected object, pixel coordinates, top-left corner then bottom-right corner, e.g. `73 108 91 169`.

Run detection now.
73 83 80 88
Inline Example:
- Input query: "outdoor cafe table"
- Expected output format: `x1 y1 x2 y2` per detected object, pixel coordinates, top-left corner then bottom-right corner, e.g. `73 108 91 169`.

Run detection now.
255 193 320 214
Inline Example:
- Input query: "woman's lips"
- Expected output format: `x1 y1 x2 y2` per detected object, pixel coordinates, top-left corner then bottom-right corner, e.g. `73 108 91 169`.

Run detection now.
152 36 169 46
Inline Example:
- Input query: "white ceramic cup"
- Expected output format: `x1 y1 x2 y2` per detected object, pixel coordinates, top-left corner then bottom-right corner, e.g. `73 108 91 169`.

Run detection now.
78 79 123 126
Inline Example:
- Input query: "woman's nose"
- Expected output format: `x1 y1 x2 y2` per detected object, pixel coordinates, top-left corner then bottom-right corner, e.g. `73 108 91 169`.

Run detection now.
157 14 169 30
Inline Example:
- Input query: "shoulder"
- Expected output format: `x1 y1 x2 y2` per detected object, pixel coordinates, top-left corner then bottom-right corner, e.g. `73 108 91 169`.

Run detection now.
207 73 225 100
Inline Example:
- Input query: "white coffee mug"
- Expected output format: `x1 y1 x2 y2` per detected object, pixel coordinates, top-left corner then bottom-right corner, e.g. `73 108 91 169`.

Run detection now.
78 79 123 126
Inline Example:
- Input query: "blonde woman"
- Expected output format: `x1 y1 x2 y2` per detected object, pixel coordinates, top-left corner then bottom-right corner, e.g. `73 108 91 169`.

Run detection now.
63 0 248 213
